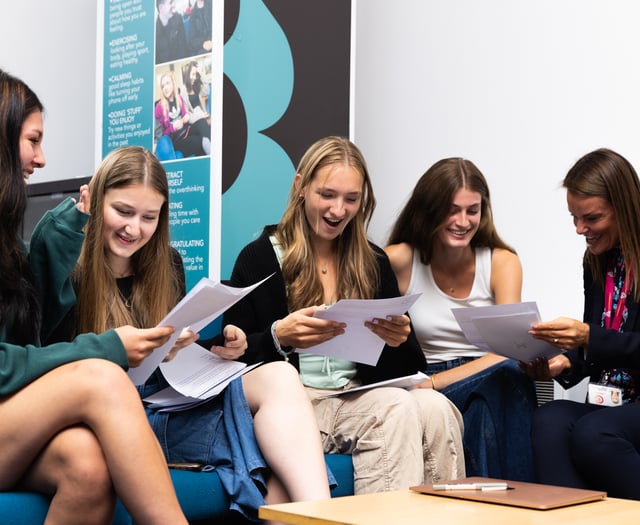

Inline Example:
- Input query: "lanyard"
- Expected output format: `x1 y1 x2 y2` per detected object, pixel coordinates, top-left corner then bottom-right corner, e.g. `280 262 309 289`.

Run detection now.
603 253 632 332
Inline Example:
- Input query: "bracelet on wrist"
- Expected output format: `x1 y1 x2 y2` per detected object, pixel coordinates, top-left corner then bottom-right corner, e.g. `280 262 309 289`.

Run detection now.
430 374 437 391
271 320 294 360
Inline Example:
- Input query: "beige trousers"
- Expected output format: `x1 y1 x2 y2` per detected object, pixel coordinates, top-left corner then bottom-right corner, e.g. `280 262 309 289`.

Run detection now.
307 385 465 494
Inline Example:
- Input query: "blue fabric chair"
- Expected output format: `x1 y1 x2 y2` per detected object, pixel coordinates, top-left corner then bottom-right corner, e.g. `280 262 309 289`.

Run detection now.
0 454 353 524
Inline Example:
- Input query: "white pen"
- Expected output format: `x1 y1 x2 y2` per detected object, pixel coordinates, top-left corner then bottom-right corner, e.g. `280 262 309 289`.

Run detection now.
432 482 509 491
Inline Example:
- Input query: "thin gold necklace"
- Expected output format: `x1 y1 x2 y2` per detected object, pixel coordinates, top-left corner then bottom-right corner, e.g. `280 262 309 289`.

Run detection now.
118 288 132 309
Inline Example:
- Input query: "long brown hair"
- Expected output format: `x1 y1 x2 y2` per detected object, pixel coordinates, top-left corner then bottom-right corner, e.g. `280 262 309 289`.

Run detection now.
388 157 515 265
563 148 640 299
0 69 43 344
276 136 378 310
74 146 181 334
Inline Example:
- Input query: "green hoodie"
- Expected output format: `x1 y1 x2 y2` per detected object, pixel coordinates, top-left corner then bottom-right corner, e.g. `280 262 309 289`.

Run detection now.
0 198 127 396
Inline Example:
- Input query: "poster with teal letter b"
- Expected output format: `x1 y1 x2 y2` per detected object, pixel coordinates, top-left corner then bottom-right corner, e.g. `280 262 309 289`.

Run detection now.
97 0 222 291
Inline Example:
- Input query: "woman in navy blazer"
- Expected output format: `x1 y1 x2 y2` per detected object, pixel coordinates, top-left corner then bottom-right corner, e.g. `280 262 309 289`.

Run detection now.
525 148 640 500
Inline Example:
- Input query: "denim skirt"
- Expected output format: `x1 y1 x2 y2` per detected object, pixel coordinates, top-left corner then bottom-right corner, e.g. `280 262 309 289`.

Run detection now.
140 372 268 520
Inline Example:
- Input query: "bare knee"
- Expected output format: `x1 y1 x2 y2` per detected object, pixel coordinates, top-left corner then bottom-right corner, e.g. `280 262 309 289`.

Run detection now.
243 361 304 408
23 426 114 507
71 359 133 391
250 361 300 385
56 427 113 501
69 359 141 410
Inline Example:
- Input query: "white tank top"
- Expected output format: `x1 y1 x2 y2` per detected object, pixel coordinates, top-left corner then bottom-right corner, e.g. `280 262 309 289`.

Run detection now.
407 247 494 362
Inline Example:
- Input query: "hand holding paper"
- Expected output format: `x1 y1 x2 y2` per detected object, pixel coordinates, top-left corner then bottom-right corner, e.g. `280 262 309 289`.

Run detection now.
303 294 421 365
128 274 271 385
115 325 176 368
451 302 561 362
143 342 261 412
364 312 412 347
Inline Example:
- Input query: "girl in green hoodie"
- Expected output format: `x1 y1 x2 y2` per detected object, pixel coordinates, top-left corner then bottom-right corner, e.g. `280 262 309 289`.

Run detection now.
0 68 188 525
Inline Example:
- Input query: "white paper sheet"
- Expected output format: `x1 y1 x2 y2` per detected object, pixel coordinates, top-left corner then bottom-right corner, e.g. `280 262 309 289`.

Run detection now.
143 344 261 412
318 372 429 398
451 301 561 362
128 274 272 385
303 293 422 365
143 386 208 412
159 343 252 397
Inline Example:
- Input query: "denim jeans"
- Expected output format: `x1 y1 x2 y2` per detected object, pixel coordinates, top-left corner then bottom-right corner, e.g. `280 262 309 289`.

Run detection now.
425 359 537 481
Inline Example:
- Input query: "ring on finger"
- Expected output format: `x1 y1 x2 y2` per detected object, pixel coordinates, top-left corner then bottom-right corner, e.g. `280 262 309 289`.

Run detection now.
553 338 559 343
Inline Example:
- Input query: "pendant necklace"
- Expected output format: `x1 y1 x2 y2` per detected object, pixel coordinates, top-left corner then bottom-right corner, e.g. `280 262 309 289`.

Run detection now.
118 288 132 309
116 277 133 310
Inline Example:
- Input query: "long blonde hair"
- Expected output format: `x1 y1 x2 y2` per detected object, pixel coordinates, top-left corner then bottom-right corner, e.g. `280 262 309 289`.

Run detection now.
74 146 181 334
276 136 378 310
157 71 184 119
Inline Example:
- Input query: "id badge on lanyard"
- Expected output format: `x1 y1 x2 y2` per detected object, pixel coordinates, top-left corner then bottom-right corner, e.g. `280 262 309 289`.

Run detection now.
588 383 623 407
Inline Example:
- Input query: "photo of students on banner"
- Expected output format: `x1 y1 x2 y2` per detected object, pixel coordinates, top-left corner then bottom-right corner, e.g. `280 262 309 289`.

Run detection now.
182 60 211 125
156 0 214 65
154 57 212 160
155 0 189 64
187 0 213 56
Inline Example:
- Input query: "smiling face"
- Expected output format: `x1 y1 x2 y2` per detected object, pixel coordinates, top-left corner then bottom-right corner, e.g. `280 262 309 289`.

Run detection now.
435 186 482 249
160 75 174 100
157 0 174 23
567 192 619 255
19 110 45 180
189 65 198 85
298 163 363 247
103 183 165 276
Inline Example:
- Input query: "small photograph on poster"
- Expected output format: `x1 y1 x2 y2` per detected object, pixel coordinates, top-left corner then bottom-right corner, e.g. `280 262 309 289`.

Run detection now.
185 0 213 57
153 56 212 161
155 0 213 65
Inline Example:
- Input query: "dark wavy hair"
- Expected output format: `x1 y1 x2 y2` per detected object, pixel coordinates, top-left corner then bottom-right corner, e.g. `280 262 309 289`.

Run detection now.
0 69 44 344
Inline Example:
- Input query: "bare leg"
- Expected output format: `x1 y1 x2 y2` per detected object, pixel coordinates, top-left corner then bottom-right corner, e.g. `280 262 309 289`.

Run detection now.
0 359 187 525
18 426 116 525
262 475 291 525
242 362 330 503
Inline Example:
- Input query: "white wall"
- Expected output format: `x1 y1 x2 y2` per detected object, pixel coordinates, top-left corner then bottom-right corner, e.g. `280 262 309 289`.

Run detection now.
4 0 639 365
1 0 97 184
355 0 640 327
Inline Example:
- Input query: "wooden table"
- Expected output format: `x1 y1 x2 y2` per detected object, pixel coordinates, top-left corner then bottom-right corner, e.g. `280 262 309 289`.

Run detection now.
259 489 640 525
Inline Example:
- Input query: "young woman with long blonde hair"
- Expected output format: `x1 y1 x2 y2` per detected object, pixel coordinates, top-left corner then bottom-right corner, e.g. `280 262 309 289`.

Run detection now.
225 136 466 493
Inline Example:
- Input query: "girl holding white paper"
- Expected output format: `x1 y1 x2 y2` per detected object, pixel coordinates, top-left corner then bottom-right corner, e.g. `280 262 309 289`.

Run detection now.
0 69 189 525
223 136 466 493
39 146 332 521
385 157 538 482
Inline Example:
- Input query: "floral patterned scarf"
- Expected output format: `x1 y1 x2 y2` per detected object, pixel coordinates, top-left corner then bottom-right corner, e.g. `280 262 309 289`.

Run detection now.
599 249 638 403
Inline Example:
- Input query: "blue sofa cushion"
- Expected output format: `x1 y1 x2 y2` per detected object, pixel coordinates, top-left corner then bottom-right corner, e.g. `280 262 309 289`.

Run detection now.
0 454 353 524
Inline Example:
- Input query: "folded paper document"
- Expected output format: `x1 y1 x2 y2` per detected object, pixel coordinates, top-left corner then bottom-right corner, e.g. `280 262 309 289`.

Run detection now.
143 343 261 412
128 274 271 385
305 294 421 365
318 372 429 398
451 302 560 362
